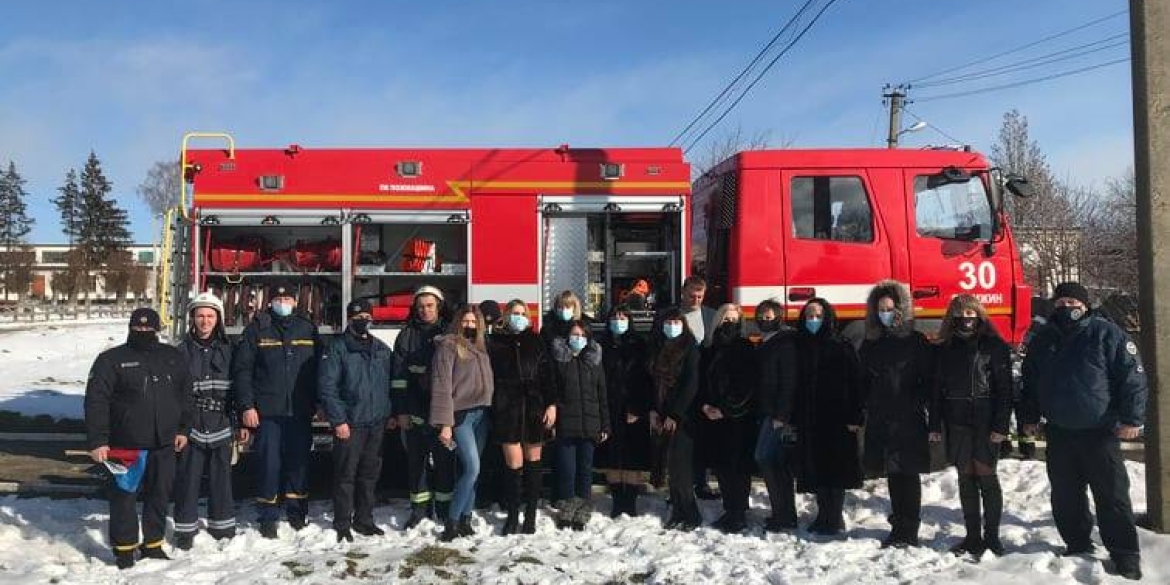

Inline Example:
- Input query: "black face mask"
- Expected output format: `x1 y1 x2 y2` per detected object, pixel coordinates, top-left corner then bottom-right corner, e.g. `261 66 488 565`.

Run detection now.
462 327 478 341
128 330 159 350
714 322 740 344
954 316 979 337
757 319 780 333
351 319 371 336
1052 306 1087 332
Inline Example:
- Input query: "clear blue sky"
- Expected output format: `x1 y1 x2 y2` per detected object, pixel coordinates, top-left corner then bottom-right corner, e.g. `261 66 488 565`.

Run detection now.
0 0 1134 243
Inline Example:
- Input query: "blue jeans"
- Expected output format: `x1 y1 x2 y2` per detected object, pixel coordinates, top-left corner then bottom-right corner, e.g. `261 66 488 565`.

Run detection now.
555 438 596 501
449 407 490 521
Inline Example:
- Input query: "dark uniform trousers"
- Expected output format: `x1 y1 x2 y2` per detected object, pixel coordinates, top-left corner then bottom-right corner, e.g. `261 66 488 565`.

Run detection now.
254 416 312 523
404 423 454 507
1046 425 1140 557
173 439 235 537
332 425 384 530
109 448 176 553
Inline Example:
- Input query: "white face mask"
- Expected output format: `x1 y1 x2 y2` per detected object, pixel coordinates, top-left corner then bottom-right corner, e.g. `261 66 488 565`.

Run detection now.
271 301 294 317
878 310 896 327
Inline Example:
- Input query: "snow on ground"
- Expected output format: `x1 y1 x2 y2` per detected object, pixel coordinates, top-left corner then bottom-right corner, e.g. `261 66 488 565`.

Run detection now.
0 460 1165 584
0 320 127 419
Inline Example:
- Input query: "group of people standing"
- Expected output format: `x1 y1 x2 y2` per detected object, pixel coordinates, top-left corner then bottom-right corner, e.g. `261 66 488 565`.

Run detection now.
84 277 1147 580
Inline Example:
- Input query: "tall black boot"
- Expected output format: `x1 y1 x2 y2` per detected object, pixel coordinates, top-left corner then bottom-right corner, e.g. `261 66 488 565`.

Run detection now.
951 474 985 555
626 483 640 516
522 460 542 534
502 468 522 535
979 475 1005 555
822 489 846 533
810 490 831 533
610 484 625 519
884 474 921 548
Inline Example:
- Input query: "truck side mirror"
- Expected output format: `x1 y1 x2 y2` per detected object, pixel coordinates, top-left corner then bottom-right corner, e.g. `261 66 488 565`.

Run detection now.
1004 174 1036 198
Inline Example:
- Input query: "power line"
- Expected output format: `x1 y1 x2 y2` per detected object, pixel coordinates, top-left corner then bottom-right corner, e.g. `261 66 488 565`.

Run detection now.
906 9 1127 84
915 57 1130 102
669 0 818 147
683 0 844 154
913 34 1129 88
902 108 963 145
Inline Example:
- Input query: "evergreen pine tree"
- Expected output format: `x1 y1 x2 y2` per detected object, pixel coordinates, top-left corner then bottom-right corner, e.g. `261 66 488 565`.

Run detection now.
0 162 36 301
53 168 83 245
76 152 131 306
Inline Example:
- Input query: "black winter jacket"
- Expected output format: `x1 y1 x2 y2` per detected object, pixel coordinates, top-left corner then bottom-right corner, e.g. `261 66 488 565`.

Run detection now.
318 329 394 428
598 330 654 420
756 330 799 422
85 339 193 450
930 332 1013 434
1021 313 1148 430
232 310 320 420
859 330 934 475
487 328 557 441
700 332 758 420
793 324 864 491
650 333 701 427
178 334 235 446
391 318 447 419
551 338 609 439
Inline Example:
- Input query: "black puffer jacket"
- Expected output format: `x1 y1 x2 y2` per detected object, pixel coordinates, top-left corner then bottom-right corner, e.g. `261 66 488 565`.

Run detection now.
858 281 933 475
390 317 447 419
700 324 757 420
85 338 193 450
487 328 557 443
231 310 320 420
551 338 609 440
178 334 235 447
930 331 1013 435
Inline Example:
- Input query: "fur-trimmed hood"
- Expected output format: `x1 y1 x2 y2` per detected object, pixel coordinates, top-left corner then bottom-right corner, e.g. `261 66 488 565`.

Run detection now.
865 280 914 340
550 337 603 366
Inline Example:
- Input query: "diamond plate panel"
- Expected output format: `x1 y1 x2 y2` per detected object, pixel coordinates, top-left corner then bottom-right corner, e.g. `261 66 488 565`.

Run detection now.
543 216 590 311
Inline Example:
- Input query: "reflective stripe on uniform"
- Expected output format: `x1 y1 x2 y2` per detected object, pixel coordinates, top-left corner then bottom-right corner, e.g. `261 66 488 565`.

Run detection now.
284 492 308 500
113 543 140 552
143 539 165 549
410 491 433 504
433 491 453 502
255 495 279 504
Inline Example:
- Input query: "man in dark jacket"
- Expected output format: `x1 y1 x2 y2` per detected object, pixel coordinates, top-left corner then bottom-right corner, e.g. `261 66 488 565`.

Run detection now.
232 280 320 539
391 285 451 528
173 292 244 550
320 299 394 542
1022 282 1147 581
85 308 192 569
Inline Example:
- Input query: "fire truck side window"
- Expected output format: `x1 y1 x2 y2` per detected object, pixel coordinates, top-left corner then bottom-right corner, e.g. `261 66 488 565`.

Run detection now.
790 176 874 243
913 175 993 241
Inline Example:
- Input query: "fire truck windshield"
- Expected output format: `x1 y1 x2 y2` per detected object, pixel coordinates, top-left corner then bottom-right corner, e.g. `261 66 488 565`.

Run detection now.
913 174 993 241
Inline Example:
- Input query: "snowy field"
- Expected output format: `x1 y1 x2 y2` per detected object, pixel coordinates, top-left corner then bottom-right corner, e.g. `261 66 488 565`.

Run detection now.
1 322 1168 583
0 320 127 419
0 460 1166 584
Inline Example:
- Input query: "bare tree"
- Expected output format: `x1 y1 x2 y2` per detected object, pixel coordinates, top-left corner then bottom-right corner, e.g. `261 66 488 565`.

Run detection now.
136 160 181 216
1078 168 1138 297
691 124 781 179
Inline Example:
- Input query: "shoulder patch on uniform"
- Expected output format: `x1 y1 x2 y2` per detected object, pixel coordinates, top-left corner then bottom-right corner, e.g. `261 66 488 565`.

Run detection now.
1127 341 1138 356
1137 365 1145 374
119 361 141 368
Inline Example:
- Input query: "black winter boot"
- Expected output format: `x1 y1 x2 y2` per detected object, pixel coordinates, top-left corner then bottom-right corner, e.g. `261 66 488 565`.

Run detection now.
439 519 459 542
403 501 430 530
502 467 523 535
522 460 542 534
609 484 624 519
951 474 984 555
115 549 136 570
979 475 1005 555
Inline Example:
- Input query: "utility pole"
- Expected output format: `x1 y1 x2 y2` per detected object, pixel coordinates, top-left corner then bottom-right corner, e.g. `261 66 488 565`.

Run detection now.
1131 0 1170 533
884 84 908 149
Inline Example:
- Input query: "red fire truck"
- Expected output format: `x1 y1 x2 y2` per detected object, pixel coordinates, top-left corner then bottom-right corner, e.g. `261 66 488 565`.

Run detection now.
162 133 692 340
692 148 1033 345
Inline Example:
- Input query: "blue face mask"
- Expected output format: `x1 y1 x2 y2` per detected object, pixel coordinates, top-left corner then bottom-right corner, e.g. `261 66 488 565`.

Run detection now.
271 301 294 318
558 307 574 322
568 334 587 353
805 318 823 335
663 322 683 339
878 310 896 327
508 314 530 332
608 318 629 335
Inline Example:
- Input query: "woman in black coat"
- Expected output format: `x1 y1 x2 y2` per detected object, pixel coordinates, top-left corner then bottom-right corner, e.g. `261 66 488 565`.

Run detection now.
752 299 799 532
649 307 703 531
858 280 933 548
550 321 609 529
792 298 863 535
486 299 558 535
597 306 654 517
930 294 1013 556
698 303 758 533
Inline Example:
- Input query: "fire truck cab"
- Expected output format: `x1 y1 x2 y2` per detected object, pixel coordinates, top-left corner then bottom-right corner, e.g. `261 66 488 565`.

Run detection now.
163 134 691 342
692 148 1033 345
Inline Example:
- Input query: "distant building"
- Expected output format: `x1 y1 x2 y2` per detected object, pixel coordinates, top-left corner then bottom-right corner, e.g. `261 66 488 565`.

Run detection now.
1012 226 1082 297
0 244 157 303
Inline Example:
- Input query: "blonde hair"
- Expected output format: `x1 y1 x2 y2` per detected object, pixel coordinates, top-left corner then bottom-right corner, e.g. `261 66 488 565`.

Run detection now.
553 290 583 321
705 303 742 347
449 305 487 358
937 294 999 344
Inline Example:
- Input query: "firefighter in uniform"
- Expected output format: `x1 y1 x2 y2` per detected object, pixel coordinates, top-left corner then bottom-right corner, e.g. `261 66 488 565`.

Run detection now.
173 292 246 549
391 285 452 528
1021 282 1147 581
85 308 192 569
233 281 320 539
319 299 394 542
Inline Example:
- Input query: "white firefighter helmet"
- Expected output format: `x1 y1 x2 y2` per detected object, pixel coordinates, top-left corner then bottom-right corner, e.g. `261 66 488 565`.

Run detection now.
187 291 225 317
